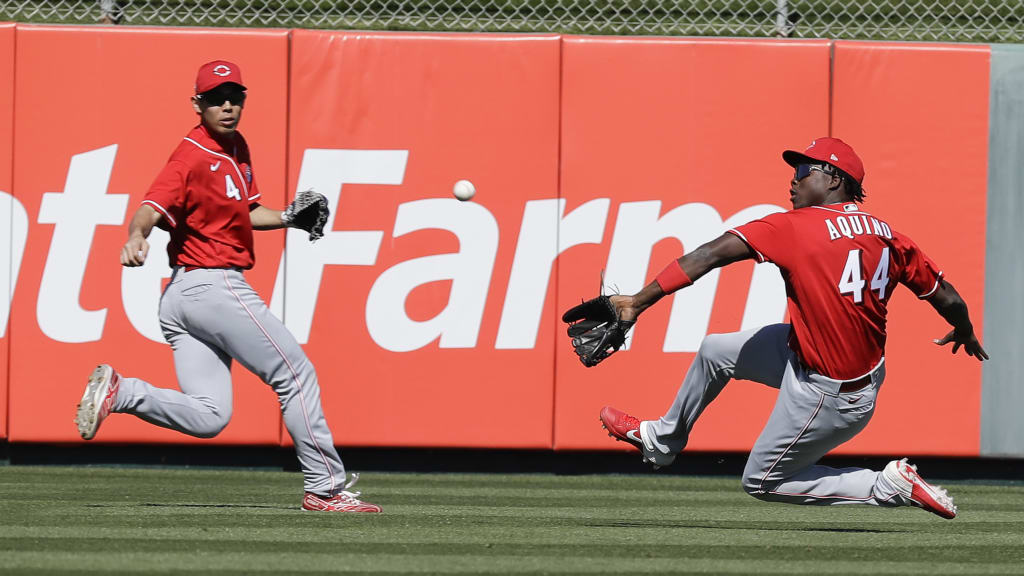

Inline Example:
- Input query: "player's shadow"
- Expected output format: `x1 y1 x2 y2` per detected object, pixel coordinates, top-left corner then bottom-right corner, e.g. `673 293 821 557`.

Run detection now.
142 502 292 510
84 502 294 511
587 520 904 533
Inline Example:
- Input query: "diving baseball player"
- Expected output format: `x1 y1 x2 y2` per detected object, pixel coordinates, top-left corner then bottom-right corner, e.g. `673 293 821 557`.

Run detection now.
73 60 381 513
565 137 987 519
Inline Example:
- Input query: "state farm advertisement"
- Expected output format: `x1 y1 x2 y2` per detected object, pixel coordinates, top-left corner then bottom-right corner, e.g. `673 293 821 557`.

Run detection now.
1 26 988 455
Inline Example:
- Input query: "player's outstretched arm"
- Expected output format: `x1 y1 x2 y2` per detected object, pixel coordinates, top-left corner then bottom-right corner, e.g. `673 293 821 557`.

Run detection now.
249 204 287 230
611 233 754 322
927 278 989 361
121 204 162 267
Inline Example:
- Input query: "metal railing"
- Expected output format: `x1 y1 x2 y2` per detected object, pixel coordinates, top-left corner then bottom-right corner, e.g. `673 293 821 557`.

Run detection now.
1 1 1021 43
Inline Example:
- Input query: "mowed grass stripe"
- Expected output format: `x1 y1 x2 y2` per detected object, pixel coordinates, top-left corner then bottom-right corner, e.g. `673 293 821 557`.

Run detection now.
2 538 1024 563
4 551 1024 574
1 466 1023 574
5 524 1024 547
6 505 1024 530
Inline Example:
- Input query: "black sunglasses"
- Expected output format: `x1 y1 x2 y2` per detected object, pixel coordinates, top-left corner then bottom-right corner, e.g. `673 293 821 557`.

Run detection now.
794 163 832 181
197 89 246 107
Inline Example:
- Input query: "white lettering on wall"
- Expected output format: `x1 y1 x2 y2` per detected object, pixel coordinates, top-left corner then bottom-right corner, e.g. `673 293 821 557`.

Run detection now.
0 191 28 338
604 201 786 353
604 201 720 352
495 198 610 349
270 149 408 342
730 204 787 332
36 145 127 343
120 230 170 343
20 145 789 352
365 199 499 352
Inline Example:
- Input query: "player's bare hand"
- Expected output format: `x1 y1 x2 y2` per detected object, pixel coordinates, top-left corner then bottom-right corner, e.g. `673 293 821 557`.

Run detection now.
121 236 149 267
609 295 641 323
933 329 989 361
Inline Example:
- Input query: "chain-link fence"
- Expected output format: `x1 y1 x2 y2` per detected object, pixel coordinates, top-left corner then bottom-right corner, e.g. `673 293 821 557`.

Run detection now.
1 1 1022 43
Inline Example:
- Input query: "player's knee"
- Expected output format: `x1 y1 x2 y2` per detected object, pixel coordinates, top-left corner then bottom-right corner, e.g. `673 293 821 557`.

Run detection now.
741 462 776 502
741 475 771 501
697 334 730 364
193 421 228 438
192 410 231 438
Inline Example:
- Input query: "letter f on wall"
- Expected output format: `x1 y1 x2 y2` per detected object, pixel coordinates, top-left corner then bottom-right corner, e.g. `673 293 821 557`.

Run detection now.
270 149 408 343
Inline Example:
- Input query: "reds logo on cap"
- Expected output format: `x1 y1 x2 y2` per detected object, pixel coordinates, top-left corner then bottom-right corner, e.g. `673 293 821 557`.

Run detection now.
195 60 246 94
783 137 865 184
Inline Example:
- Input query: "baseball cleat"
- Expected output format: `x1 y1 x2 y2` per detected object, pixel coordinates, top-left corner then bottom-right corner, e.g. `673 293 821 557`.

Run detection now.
302 473 382 513
75 364 121 440
599 406 676 470
882 458 957 519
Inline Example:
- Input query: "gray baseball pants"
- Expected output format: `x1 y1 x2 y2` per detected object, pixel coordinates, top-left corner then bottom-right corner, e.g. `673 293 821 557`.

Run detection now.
111 267 346 497
647 323 907 506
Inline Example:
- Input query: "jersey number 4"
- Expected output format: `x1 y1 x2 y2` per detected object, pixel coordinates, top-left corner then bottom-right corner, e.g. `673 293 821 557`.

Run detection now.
225 175 242 201
838 247 890 303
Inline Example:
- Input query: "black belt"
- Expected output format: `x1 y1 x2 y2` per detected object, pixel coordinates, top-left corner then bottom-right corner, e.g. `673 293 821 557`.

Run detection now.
838 375 872 393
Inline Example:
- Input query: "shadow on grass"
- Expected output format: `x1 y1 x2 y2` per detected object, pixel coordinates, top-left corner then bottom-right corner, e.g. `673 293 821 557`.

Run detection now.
83 502 293 510
588 520 905 533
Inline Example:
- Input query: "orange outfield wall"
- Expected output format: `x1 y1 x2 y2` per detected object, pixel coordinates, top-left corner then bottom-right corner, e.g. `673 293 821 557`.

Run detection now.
8 25 288 444
554 37 833 451
284 30 562 449
828 41 989 456
555 38 990 456
0 23 13 440
0 26 991 456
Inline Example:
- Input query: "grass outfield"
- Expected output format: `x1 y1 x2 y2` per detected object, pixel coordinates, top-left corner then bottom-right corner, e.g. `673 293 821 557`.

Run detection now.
1 466 1023 574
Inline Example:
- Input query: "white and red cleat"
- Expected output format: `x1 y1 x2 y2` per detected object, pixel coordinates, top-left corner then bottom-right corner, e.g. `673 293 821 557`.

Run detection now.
302 492 382 513
883 458 958 519
302 473 382 513
75 364 121 440
599 406 675 469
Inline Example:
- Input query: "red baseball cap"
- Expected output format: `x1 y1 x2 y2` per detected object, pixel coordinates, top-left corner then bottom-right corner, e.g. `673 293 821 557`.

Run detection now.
195 60 246 94
783 137 865 184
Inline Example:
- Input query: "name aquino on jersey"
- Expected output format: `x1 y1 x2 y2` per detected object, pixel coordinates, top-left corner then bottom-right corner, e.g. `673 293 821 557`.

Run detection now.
824 213 893 242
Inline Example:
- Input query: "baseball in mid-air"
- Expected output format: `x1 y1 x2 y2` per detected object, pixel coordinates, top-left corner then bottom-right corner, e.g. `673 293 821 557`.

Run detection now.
453 179 476 202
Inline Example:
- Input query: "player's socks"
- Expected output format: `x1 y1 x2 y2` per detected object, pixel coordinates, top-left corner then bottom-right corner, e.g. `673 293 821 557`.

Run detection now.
599 406 676 469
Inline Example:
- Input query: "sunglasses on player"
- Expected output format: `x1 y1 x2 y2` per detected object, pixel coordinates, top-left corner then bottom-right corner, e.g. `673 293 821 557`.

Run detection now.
196 88 247 107
794 163 833 181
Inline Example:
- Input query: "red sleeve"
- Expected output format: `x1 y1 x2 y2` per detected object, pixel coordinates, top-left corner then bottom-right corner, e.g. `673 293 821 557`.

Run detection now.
727 212 794 266
892 231 944 299
142 160 188 229
247 171 261 206
237 136 261 206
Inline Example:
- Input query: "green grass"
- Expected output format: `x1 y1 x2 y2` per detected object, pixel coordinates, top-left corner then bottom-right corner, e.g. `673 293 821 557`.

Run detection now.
1 465 1023 574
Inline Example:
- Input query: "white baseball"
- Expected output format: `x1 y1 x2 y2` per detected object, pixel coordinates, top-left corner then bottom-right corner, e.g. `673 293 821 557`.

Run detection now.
453 179 476 201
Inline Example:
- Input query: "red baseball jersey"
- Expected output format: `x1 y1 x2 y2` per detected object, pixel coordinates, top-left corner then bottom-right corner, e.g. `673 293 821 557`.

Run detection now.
728 202 943 380
142 124 262 269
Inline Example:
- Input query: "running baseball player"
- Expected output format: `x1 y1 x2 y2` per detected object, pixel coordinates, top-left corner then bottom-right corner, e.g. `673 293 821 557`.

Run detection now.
73 60 380 513
564 137 987 519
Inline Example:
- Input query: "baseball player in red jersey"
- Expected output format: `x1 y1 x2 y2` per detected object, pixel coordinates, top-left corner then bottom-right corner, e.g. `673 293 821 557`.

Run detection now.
597 137 987 519
73 60 381 513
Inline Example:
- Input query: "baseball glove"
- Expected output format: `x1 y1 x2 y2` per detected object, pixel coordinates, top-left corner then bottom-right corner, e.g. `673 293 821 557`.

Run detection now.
562 295 634 367
282 190 329 242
